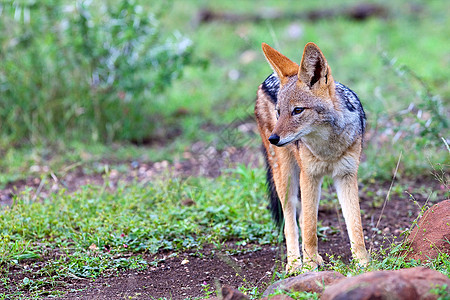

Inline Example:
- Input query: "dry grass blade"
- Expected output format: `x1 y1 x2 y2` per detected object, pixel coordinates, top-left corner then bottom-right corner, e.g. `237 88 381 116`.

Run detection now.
376 151 402 229
369 151 402 253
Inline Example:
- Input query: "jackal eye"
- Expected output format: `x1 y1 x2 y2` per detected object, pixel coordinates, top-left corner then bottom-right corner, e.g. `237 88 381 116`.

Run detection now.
292 107 305 115
275 108 280 119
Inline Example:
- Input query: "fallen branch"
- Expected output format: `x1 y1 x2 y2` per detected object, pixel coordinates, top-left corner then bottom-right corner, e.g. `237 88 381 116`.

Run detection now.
196 3 389 25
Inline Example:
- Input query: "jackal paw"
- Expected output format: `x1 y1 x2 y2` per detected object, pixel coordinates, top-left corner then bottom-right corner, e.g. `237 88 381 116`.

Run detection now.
355 251 371 267
303 254 323 271
285 258 302 274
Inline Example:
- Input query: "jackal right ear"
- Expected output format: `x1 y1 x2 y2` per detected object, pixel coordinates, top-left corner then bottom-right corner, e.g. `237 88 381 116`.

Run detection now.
298 42 330 88
262 43 298 85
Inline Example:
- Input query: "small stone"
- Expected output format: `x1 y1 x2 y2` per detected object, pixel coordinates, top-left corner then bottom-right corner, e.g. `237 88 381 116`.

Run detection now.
181 198 196 207
30 165 41 173
174 107 190 116
181 259 189 265
109 169 119 178
221 286 249 300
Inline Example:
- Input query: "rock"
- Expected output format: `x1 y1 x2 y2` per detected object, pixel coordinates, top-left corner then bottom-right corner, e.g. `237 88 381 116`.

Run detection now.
221 286 249 300
322 267 450 300
263 271 345 297
405 200 450 261
322 270 417 300
394 267 450 300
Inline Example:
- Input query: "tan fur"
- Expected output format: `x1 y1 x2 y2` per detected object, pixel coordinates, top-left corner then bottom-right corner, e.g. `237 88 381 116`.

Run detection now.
255 43 370 272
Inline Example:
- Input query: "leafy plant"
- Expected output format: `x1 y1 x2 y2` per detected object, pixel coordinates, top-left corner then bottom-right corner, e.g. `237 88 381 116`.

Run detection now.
379 51 449 149
0 0 194 145
429 284 450 300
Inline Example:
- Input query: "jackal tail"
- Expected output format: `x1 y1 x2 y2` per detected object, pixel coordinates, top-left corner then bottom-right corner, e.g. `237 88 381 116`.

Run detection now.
262 146 283 227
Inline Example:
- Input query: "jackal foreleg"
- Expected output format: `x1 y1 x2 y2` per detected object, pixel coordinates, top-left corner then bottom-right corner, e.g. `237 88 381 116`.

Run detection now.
334 174 370 265
300 172 323 269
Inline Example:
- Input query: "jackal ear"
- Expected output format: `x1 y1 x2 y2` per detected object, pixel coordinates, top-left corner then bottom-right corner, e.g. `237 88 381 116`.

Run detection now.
298 42 331 88
262 43 298 85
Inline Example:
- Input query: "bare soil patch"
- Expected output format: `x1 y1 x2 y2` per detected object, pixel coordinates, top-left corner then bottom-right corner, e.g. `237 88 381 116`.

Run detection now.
54 246 279 300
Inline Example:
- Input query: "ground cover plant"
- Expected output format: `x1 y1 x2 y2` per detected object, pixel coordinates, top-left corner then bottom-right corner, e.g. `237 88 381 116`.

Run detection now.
0 0 449 299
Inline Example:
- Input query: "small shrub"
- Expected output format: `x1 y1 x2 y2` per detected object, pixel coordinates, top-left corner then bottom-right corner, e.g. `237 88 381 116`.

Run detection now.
379 51 448 149
0 1 194 146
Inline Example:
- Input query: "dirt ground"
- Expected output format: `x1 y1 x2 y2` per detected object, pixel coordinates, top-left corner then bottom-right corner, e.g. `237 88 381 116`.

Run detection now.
1 146 448 299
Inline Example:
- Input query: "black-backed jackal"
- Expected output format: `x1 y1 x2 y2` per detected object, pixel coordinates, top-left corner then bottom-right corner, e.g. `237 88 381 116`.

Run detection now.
255 42 370 272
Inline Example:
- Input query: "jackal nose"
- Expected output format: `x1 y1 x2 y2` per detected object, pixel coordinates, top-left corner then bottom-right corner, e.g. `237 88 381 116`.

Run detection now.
268 134 280 145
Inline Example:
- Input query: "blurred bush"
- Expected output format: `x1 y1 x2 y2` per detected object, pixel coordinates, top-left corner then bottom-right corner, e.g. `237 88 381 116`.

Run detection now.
0 0 194 146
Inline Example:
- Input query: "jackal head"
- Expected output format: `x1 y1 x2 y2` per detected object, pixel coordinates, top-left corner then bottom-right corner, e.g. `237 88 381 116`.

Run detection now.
262 42 336 147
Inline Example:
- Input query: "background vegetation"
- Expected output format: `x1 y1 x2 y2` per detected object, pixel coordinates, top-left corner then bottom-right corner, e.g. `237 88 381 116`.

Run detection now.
0 0 448 184
0 0 448 298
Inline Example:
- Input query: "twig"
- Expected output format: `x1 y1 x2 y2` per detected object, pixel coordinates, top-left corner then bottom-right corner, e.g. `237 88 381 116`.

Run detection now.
375 151 402 230
32 177 46 202
369 151 402 253
442 137 450 153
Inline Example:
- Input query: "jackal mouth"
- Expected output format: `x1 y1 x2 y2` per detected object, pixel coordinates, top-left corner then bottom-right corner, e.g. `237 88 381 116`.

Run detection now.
276 131 303 147
275 140 291 147
275 137 296 147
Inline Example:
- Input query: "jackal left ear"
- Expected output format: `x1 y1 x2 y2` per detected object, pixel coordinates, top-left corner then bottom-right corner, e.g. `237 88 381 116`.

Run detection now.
298 43 331 88
262 43 299 85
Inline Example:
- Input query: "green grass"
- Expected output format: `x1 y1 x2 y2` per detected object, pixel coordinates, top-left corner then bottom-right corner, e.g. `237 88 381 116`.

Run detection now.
1 165 274 256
